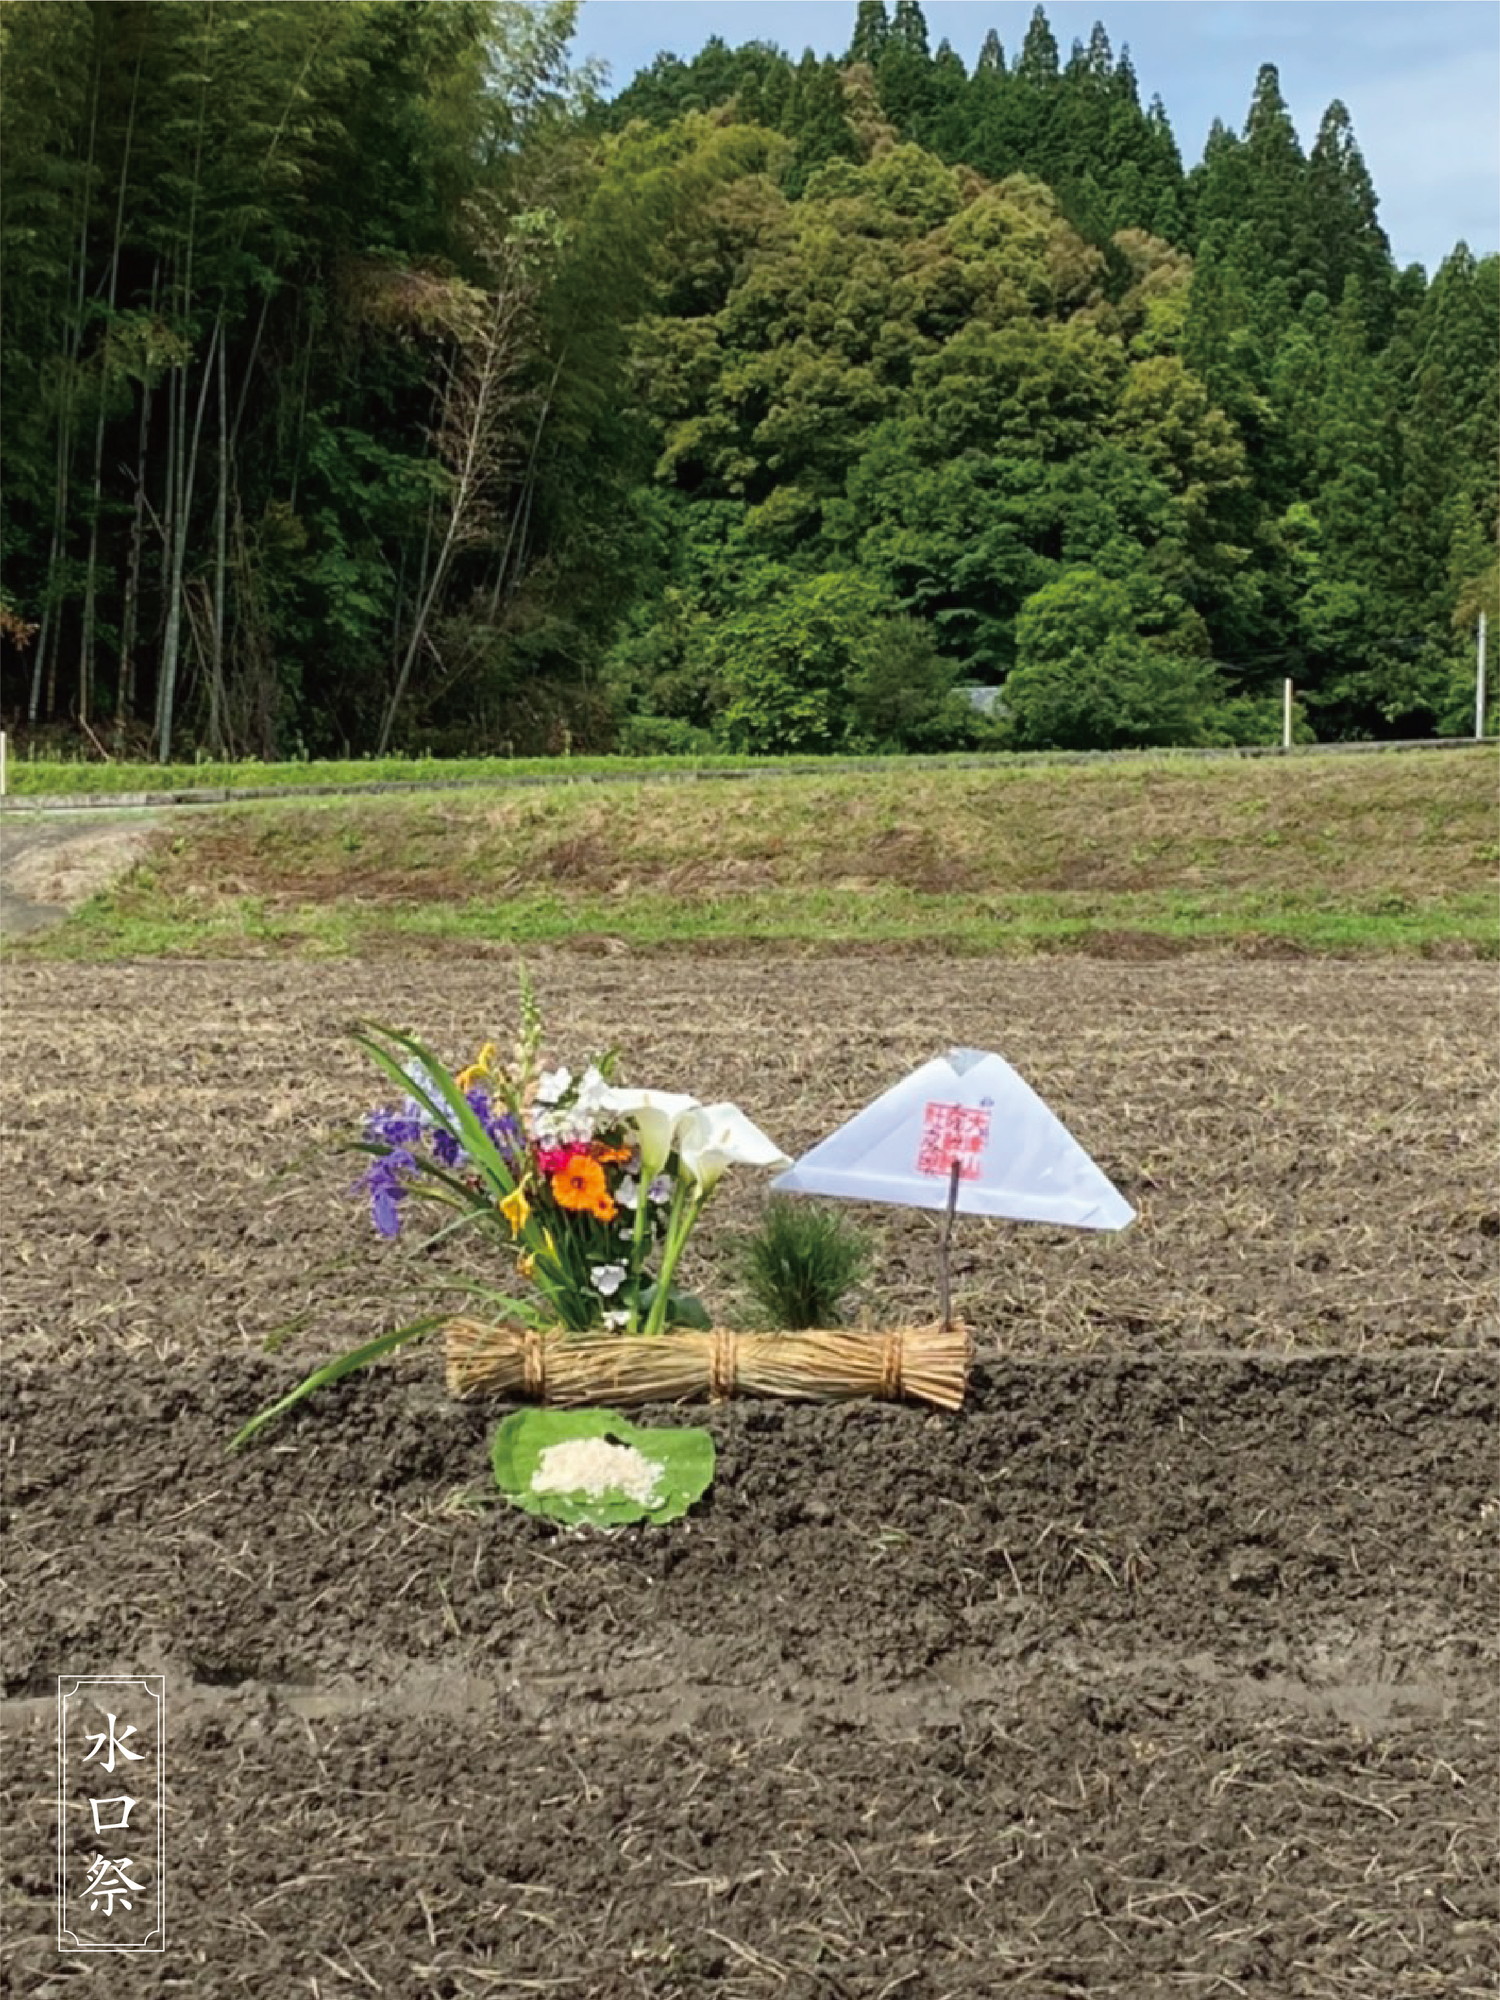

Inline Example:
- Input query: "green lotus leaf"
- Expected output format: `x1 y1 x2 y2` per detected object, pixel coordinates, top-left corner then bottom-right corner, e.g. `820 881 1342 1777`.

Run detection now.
491 1407 715 1526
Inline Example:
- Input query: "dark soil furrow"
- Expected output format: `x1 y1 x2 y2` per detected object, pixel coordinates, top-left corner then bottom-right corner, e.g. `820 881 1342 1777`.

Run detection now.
4 1354 1496 1702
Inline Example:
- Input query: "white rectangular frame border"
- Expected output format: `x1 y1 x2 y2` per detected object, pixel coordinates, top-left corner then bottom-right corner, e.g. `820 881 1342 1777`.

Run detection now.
56 1674 166 1952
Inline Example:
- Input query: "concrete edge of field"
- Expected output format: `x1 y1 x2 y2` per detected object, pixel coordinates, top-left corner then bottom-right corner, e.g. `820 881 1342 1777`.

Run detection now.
2 734 1494 815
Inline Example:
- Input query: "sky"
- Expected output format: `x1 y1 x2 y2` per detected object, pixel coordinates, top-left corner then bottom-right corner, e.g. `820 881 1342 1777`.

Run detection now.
566 1 1500 273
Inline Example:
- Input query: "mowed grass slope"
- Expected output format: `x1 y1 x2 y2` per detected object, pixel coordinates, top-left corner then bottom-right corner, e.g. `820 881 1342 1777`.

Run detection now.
22 750 1498 957
5 749 797 797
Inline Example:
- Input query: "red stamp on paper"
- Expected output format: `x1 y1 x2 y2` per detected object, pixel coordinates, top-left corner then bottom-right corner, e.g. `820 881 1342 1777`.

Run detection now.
916 1102 991 1179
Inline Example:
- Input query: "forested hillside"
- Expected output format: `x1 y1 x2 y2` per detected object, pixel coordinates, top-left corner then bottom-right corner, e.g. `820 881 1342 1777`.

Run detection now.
1 0 1495 759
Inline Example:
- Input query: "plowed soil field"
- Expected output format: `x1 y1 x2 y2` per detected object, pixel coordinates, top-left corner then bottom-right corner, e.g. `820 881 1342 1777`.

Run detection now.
3 956 1497 1998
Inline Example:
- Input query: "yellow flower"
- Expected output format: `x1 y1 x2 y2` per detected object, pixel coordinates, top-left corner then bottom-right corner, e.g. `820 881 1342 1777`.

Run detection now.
456 1041 499 1091
518 1252 535 1279
499 1186 532 1238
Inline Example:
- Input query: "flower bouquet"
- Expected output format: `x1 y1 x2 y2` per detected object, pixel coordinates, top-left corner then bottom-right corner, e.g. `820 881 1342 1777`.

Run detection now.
350 994 790 1339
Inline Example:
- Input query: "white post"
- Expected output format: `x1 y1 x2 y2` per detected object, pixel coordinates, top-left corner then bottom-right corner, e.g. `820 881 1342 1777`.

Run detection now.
1477 612 1488 740
0 729 7 797
1282 679 1293 750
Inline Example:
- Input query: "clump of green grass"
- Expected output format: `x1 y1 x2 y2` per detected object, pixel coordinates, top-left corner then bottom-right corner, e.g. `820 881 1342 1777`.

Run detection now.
742 1198 872 1329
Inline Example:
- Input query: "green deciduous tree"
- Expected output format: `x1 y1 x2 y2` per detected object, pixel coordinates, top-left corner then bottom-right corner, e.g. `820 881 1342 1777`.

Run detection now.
1006 567 1219 747
713 569 891 752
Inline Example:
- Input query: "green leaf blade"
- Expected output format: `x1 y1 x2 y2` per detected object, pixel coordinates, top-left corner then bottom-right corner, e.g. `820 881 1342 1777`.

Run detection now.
228 1312 448 1450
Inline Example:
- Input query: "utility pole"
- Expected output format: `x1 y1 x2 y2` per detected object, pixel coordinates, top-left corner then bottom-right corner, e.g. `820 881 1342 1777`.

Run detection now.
1477 612 1488 740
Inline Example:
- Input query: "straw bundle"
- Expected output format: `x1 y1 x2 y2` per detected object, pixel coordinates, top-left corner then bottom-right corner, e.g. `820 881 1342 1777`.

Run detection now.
444 1319 971 1412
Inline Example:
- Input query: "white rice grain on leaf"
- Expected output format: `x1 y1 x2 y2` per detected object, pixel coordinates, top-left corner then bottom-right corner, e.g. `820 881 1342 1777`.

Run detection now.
530 1436 663 1508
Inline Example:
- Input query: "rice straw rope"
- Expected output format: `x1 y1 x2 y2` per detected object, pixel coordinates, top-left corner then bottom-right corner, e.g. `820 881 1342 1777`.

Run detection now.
444 1320 971 1412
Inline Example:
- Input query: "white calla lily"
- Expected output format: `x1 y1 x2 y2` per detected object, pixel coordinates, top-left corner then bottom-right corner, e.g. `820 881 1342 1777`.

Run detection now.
595 1086 701 1178
676 1102 791 1192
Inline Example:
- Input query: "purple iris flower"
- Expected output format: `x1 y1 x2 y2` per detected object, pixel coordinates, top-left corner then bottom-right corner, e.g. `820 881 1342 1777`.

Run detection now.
451 1090 525 1167
365 1105 423 1149
357 1079 524 1229
356 1148 416 1238
488 1109 525 1162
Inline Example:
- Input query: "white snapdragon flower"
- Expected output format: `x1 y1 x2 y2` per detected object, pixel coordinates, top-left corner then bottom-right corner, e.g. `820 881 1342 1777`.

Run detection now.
535 1107 597 1146
574 1065 610 1115
590 1262 628 1298
535 1065 572 1105
402 1058 441 1100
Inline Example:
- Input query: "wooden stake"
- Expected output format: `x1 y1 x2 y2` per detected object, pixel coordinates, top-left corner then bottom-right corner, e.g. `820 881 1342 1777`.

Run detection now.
1477 611 1487 740
939 1158 962 1330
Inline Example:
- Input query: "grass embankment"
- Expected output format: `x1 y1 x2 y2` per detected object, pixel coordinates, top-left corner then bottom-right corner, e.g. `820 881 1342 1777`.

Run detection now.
7 750 844 797
19 751 1498 958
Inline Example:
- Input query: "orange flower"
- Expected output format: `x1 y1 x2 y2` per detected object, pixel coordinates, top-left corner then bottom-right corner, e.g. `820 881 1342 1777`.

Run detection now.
551 1154 618 1223
592 1142 633 1166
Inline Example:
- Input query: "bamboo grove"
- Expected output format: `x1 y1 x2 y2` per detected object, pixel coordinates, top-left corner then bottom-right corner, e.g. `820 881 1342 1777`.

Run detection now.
1 0 1495 760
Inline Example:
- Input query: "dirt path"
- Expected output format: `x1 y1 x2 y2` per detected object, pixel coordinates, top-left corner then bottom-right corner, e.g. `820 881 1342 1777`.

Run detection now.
0 809 159 936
